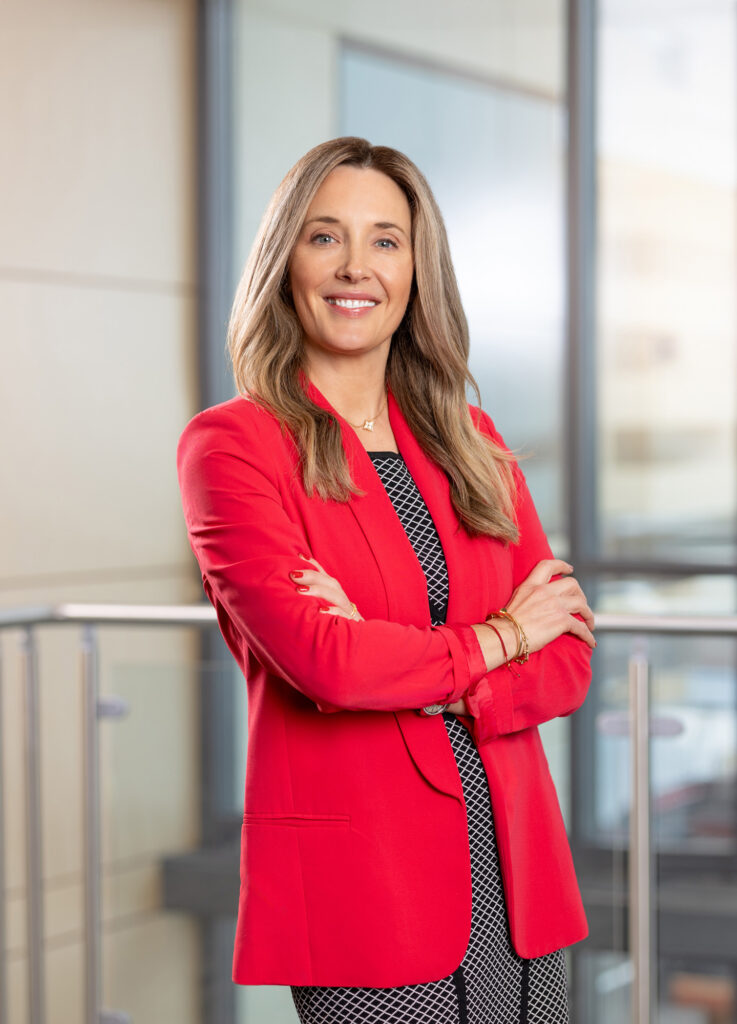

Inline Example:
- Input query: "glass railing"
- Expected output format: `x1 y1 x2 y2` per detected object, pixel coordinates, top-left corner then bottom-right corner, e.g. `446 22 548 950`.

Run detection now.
0 605 218 1024
1 605 735 1024
573 613 737 1024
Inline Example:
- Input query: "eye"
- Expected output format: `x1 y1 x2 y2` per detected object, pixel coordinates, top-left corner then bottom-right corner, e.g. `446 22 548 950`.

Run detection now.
376 238 399 249
311 232 336 245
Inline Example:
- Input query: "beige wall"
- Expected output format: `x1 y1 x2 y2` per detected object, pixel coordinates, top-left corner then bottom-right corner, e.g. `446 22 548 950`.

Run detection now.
0 1 202 1021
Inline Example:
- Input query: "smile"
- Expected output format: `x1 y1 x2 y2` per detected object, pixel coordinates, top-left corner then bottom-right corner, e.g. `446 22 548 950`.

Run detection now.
326 298 378 308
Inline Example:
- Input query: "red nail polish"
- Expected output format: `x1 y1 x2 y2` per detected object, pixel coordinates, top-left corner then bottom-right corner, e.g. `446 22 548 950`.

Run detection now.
290 571 303 578
296 584 310 592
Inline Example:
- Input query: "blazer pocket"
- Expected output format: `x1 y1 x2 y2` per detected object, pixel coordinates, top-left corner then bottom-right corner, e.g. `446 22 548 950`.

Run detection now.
243 811 350 828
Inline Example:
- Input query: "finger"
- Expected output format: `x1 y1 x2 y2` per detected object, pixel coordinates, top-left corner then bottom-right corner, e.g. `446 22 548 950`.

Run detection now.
295 580 360 616
300 553 326 572
566 605 596 632
294 582 342 603
536 577 597 630
544 576 581 595
293 572 344 597
289 569 328 586
319 604 363 621
524 558 574 587
573 607 596 631
543 580 595 631
567 616 597 649
577 605 596 631
292 561 355 609
555 582 596 631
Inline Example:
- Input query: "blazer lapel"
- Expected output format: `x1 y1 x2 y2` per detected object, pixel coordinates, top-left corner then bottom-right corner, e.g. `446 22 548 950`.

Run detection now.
302 375 434 626
303 374 485 619
386 389 481 627
301 373 483 804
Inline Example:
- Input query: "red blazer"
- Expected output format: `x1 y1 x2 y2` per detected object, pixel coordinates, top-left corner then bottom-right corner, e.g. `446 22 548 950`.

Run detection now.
176 374 591 987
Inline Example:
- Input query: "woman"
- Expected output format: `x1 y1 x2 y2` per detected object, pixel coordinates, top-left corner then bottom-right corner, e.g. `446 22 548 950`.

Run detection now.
177 136 595 1023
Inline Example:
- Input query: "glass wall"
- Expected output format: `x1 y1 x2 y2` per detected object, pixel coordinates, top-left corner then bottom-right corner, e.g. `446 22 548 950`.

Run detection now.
572 1 737 1020
595 0 737 569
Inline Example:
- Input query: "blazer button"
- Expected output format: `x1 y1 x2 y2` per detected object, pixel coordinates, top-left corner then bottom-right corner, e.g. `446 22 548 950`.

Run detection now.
422 703 448 715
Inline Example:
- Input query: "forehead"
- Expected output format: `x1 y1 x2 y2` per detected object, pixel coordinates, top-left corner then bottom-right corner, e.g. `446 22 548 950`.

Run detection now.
306 165 411 227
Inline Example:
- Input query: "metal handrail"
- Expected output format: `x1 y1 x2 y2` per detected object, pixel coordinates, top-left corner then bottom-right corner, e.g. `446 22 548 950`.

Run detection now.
0 603 217 628
628 655 652 1024
1 604 737 1024
1 604 737 633
0 605 218 1024
587 612 737 635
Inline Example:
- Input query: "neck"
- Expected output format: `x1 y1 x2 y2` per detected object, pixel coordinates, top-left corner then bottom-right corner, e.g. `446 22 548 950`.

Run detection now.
304 350 389 423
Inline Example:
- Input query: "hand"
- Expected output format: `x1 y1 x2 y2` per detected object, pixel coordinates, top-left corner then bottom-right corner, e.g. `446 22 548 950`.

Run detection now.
289 554 364 621
502 558 596 653
445 696 470 715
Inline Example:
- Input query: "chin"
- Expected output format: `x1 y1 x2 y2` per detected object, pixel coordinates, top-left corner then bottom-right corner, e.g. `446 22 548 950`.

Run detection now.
320 332 378 353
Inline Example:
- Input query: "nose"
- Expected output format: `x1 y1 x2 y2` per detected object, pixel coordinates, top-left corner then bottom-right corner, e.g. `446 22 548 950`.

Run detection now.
337 242 369 281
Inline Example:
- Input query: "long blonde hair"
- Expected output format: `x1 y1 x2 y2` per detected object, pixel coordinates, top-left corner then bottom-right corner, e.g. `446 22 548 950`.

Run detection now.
227 137 518 542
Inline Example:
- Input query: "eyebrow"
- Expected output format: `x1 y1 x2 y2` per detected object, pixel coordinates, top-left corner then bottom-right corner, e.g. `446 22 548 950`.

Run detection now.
305 215 408 238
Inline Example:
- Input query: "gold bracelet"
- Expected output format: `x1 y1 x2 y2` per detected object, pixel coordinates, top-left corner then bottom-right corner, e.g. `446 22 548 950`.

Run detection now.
479 620 509 662
488 609 530 664
501 607 530 663
478 620 520 677
486 610 521 658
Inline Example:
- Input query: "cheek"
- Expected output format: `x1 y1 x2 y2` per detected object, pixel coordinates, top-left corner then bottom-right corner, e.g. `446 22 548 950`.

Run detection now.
290 259 329 310
398 257 414 289
289 251 315 292
390 263 414 307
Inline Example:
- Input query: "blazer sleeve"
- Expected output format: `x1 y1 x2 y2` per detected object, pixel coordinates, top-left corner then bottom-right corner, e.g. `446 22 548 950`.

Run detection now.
176 404 488 714
462 409 593 744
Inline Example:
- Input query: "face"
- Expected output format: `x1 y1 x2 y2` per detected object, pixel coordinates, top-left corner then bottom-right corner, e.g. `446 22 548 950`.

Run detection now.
287 165 414 365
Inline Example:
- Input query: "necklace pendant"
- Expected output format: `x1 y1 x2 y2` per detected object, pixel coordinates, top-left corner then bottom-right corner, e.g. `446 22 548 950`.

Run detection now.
361 419 375 431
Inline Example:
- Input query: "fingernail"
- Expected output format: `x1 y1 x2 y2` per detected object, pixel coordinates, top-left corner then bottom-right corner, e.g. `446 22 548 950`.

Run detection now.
299 553 311 560
290 571 303 579
296 584 310 593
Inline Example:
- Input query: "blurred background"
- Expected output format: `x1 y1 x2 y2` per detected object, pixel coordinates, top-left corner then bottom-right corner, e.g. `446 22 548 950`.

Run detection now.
1 0 736 1022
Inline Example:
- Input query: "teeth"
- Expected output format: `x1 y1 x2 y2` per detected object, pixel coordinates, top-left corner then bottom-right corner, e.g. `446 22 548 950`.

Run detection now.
328 298 377 308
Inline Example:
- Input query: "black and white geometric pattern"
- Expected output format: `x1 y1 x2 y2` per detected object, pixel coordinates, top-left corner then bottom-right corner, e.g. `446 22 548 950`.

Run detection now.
290 450 569 1024
367 451 450 624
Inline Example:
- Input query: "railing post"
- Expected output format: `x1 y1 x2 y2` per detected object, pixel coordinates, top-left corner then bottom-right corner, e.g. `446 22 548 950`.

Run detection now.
629 653 654 1024
81 625 101 1024
22 628 45 1024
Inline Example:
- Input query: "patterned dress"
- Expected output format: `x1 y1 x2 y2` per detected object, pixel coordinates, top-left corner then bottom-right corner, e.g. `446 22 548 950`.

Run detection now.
291 450 569 1024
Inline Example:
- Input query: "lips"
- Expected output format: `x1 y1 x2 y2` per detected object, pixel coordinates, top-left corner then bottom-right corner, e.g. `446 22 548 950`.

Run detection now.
325 295 379 309
322 294 381 319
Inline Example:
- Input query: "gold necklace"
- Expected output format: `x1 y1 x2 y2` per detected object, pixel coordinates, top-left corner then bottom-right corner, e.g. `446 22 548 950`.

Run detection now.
341 392 387 432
